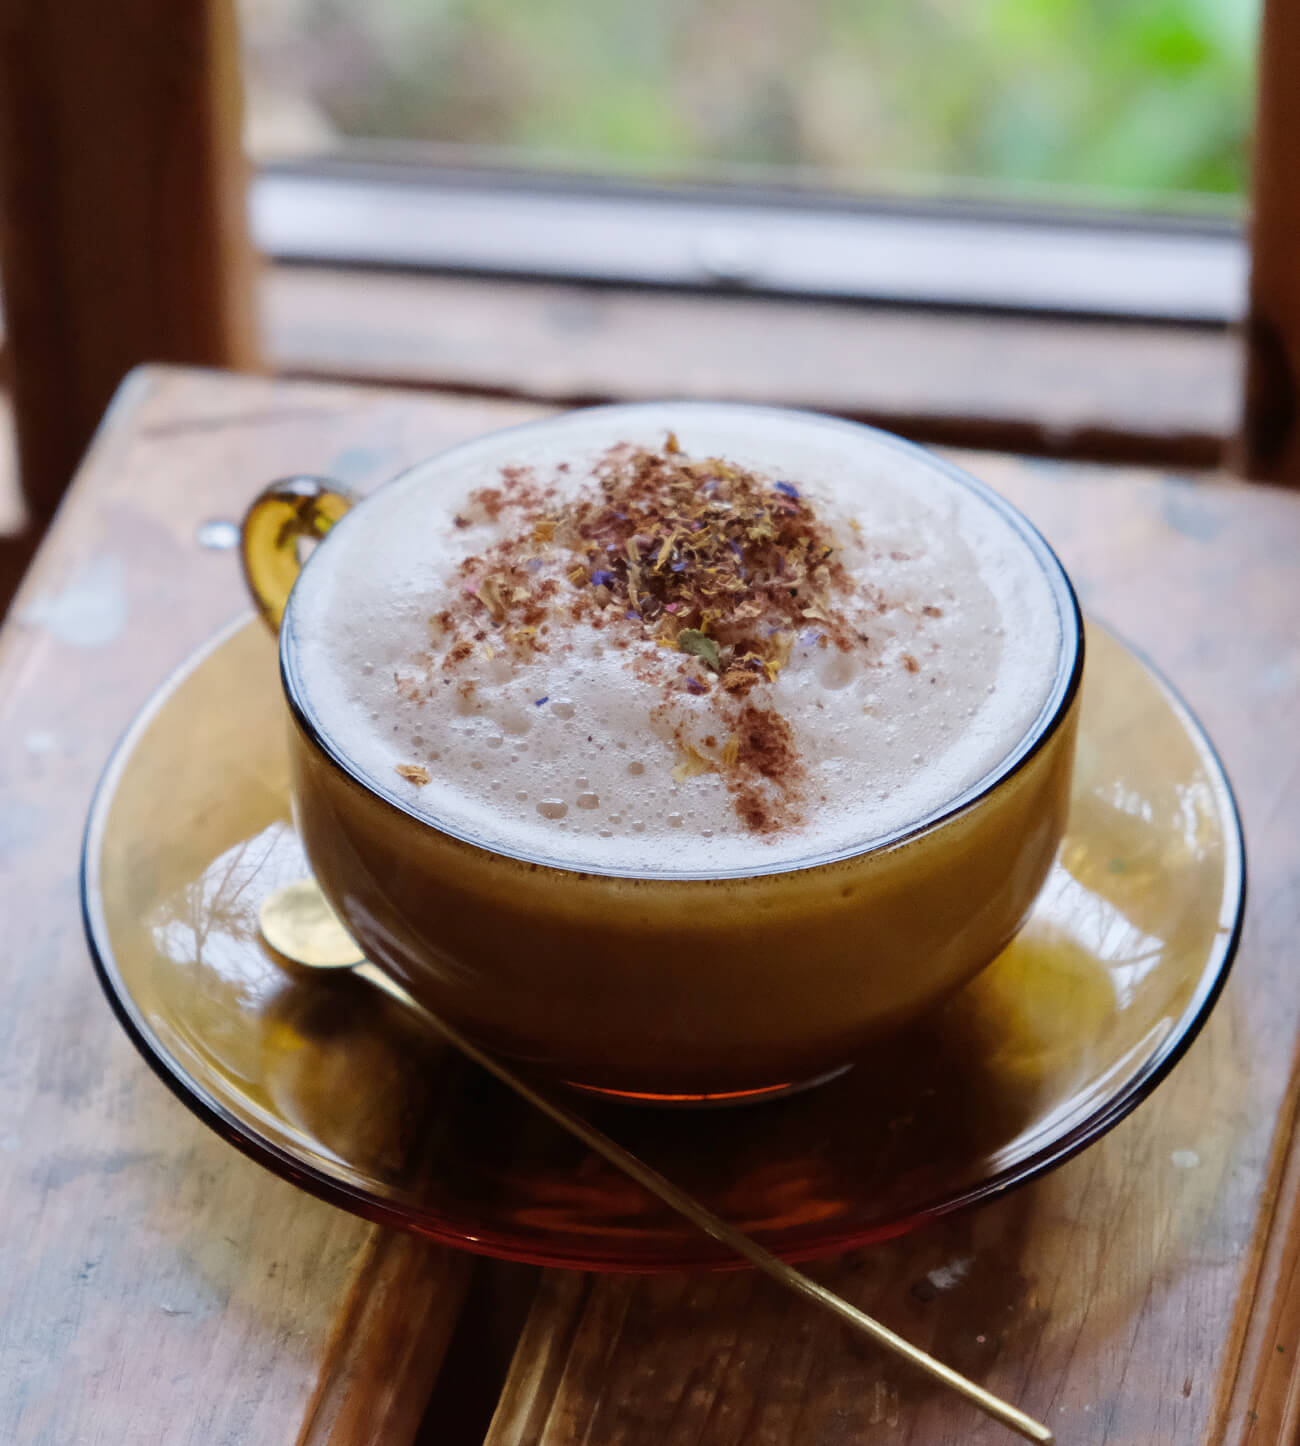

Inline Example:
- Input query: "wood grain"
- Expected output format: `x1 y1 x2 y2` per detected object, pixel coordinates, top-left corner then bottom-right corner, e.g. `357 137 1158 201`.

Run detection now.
297 1227 473 1446
0 367 541 1444
1228 1063 1300 1446
1239 0 1300 480
265 267 1239 469
0 0 260 523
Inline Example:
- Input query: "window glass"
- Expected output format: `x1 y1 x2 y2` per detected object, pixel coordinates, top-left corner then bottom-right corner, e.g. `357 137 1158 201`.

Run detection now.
240 0 1258 211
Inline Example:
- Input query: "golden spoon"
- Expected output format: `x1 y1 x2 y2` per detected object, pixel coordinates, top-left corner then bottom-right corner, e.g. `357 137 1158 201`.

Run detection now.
260 878 1053 1445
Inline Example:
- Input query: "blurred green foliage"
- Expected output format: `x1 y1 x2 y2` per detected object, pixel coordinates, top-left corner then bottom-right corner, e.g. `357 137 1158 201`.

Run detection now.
244 0 1258 206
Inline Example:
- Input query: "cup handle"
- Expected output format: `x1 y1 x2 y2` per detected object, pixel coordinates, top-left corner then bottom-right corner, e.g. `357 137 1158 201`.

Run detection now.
240 476 356 632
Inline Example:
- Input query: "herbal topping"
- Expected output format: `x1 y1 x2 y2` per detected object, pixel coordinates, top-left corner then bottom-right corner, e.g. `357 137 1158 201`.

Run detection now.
405 441 893 835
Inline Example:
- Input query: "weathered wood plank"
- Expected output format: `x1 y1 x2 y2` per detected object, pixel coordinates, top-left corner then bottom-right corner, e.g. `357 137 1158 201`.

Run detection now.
263 267 1238 468
0 367 543 1445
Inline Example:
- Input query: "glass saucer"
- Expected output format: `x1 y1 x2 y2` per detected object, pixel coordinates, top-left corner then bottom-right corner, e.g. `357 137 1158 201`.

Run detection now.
82 618 1243 1270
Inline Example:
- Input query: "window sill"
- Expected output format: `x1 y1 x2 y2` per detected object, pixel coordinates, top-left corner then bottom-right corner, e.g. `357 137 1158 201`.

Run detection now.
263 264 1239 469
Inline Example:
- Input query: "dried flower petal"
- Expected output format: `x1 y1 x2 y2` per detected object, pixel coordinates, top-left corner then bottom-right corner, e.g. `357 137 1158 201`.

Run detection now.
672 745 712 781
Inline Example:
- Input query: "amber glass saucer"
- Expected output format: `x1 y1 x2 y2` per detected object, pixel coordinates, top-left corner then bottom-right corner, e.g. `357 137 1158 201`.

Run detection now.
82 618 1244 1270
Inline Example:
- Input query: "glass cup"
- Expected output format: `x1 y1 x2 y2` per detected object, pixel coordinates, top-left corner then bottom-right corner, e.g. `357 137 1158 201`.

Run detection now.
241 405 1083 1103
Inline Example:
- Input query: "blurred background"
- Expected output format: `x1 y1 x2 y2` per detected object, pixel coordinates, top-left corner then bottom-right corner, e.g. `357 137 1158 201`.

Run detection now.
0 0 1271 612
240 0 1258 213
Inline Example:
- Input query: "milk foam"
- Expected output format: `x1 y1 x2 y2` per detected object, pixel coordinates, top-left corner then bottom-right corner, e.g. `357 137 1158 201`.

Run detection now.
286 405 1073 876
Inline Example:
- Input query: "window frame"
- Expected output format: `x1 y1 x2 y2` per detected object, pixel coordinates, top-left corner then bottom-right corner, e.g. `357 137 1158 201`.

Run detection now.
253 157 1246 326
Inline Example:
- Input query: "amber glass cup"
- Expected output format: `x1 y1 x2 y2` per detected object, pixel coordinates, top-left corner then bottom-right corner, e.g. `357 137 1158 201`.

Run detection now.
241 407 1083 1102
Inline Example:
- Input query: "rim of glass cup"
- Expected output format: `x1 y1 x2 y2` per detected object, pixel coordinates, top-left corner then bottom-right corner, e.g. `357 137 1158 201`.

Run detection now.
278 402 1086 882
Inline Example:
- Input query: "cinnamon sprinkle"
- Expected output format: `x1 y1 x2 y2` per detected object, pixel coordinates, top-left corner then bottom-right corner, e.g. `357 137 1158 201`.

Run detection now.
413 441 893 835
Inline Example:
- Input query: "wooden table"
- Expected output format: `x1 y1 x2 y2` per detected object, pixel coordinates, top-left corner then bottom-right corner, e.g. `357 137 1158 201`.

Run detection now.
2 365 1298 1445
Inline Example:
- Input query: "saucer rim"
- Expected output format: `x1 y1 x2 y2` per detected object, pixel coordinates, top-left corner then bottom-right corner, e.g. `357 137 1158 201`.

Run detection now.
81 613 1246 1270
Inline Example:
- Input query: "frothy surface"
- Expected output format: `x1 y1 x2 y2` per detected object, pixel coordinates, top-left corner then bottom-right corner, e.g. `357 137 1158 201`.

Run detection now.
287 406 1071 875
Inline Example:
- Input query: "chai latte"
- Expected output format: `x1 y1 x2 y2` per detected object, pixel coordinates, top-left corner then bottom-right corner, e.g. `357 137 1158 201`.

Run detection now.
286 407 1069 877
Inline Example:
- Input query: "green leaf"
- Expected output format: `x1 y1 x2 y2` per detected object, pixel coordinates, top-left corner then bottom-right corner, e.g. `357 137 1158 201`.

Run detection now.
677 628 722 673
